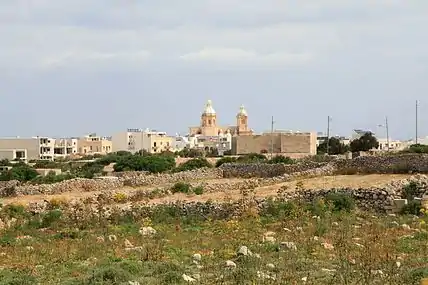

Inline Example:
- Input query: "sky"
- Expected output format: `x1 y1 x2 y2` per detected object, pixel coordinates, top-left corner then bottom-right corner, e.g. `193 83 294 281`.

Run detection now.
0 0 427 140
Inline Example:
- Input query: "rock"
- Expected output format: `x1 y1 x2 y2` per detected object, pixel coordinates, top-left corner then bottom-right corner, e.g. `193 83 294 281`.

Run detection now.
225 260 237 268
124 239 134 248
263 236 276 243
281 242 297 251
182 274 196 283
139 226 157 236
302 276 308 282
401 224 411 230
237 246 252 256
266 263 275 269
128 281 140 285
322 242 334 250
192 253 202 262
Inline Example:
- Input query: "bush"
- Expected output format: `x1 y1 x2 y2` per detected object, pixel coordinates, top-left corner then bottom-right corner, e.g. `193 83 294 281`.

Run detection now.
31 171 74 184
237 153 267 163
174 158 212 172
171 182 192 194
114 155 175 173
215 157 237 167
325 193 355 212
260 199 299 220
0 164 39 182
268 155 294 164
192 186 204 195
0 269 37 285
401 200 422 215
40 209 63 228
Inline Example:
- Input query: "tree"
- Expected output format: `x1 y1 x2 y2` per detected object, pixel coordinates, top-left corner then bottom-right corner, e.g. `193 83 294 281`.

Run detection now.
350 132 379 152
317 137 350 155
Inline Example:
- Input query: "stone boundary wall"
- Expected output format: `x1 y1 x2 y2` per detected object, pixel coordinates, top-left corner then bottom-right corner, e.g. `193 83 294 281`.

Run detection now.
120 168 223 187
220 161 327 178
0 168 223 197
332 154 428 174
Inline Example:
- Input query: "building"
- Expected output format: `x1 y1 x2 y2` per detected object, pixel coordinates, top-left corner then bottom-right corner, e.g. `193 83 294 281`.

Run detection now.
316 132 350 146
376 138 407 152
112 129 173 154
231 131 317 158
77 133 112 155
189 100 253 137
351 129 375 140
0 136 78 161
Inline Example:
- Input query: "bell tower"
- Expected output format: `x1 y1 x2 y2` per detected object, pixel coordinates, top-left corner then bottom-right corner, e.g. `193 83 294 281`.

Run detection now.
237 105 250 135
200 100 218 136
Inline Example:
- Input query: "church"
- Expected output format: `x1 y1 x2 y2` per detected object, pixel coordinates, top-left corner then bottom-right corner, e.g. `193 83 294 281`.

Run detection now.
188 100 253 137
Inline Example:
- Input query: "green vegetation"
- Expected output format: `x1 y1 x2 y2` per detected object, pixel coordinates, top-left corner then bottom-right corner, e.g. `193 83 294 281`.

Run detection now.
403 144 428 154
173 158 212 172
215 154 294 167
0 198 426 284
317 137 350 155
350 132 379 152
170 182 204 195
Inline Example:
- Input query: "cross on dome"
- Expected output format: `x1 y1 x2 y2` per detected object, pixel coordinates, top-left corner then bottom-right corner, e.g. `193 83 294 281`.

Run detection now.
238 105 247 116
203 99 216 115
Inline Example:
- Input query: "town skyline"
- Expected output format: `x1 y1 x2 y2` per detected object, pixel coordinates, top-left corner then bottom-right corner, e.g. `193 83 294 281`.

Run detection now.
1 1 427 139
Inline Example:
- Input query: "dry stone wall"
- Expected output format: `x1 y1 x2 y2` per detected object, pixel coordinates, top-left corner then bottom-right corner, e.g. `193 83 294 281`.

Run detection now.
0 168 223 197
220 161 327 178
333 153 428 174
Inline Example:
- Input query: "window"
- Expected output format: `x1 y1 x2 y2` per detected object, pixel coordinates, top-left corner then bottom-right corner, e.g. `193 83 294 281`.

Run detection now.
154 142 157 147
90 146 93 151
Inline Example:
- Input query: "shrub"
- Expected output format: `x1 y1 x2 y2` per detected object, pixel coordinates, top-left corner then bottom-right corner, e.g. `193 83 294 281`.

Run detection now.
215 157 237 167
325 193 355 212
171 182 192 194
113 192 127 203
260 198 299 220
40 209 63 228
174 158 212 172
192 186 204 195
401 200 422 215
0 164 39 182
268 155 294 164
114 155 175 173
0 269 37 285
237 153 267 163
402 181 420 200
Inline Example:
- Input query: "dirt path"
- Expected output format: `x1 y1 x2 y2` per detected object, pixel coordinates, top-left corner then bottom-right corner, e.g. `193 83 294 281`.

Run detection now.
0 174 411 206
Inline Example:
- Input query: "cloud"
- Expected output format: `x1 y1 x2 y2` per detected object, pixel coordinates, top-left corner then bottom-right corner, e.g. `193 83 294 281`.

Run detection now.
179 48 314 66
40 50 151 69
1 0 427 72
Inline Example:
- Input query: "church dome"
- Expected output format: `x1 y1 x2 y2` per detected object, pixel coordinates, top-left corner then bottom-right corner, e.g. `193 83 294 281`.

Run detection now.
237 105 247 116
203 100 216 115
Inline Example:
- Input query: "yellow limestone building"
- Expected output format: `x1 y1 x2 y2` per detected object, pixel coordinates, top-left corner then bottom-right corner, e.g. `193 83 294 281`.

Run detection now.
189 100 253 137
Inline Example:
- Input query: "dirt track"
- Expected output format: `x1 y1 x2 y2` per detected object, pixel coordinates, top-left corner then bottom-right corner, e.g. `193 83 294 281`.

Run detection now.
0 174 411 206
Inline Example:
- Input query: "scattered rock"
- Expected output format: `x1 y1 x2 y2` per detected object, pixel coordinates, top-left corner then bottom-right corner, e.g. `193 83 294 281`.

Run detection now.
182 274 196 283
237 246 252 256
139 226 157 236
281 242 297 251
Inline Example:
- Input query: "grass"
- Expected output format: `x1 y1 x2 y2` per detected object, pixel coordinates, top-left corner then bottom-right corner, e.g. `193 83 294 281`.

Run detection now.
0 198 427 284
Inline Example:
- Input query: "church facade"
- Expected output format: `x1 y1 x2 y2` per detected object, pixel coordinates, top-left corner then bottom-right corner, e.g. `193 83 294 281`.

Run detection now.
189 100 253 137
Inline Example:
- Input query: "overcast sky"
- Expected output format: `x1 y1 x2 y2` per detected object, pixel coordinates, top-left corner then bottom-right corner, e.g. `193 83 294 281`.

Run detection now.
1 1 427 139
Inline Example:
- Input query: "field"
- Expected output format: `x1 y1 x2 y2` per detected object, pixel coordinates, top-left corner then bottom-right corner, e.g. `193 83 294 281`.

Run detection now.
0 173 427 284
1 174 411 206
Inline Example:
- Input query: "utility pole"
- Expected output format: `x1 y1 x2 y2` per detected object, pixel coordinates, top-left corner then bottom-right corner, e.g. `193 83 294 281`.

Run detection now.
326 116 331 155
416 100 419 145
385 116 390 151
270 116 274 159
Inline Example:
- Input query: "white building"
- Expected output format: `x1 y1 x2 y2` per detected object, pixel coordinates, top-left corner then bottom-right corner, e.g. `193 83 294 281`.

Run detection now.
112 128 173 154
376 138 407 151
0 136 78 162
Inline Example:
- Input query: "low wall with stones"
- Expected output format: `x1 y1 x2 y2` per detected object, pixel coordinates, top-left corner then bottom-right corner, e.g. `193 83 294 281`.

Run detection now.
220 161 327 178
0 168 223 197
120 167 223 187
333 153 428 174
